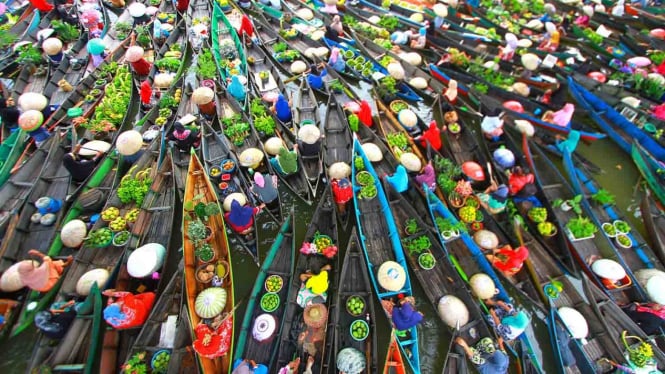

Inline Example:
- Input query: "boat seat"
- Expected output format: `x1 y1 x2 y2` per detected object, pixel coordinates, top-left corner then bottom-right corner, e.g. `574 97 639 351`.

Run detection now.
41 174 71 181
11 181 34 188
325 127 347 134
147 205 172 212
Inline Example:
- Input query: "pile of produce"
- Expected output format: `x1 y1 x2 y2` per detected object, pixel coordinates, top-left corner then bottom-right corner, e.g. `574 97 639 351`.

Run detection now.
350 320 369 341
87 228 113 247
346 296 365 316
261 293 280 312
265 275 283 293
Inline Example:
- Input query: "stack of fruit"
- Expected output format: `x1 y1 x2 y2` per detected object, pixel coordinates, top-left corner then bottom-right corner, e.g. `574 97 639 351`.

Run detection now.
346 296 365 316
350 320 369 341
109 216 127 232
87 228 113 247
124 208 139 223
101 207 119 222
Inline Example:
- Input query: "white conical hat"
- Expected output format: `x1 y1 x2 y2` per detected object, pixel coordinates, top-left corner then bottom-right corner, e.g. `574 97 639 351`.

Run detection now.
377 261 406 291
361 143 383 162
433 3 448 17
545 22 556 34
409 77 428 90
264 137 285 156
517 39 533 48
223 192 247 211
328 162 351 179
521 53 541 71
514 119 535 137
116 130 143 156
238 148 264 167
510 82 530 97
558 307 589 340
192 87 214 105
438 295 469 328
469 273 496 299
621 96 641 108
42 37 63 55
291 60 307 74
18 92 48 111
298 125 321 144
125 46 145 62
400 152 422 172
129 2 147 17
591 258 626 282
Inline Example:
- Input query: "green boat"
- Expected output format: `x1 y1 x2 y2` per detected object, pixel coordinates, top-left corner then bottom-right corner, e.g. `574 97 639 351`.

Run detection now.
632 141 665 208
0 129 29 188
234 213 295 369
211 2 248 110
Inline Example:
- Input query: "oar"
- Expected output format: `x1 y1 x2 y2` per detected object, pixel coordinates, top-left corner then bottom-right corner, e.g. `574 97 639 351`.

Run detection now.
284 73 304 84
214 297 246 326
486 161 497 186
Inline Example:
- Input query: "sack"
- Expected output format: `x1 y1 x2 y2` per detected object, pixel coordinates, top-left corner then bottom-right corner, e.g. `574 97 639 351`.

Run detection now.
77 188 106 212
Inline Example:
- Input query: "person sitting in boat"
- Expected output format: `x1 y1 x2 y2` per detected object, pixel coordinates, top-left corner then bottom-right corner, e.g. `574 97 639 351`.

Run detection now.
238 14 255 43
499 33 518 62
539 89 553 105
298 257 333 307
227 75 246 103
415 162 436 191
232 358 268 374
270 146 299 176
508 166 535 196
129 3 150 27
63 144 104 183
271 94 292 123
444 80 458 105
224 199 264 235
331 177 352 215
480 108 504 141
278 357 303 374
538 22 560 52
324 24 344 43
554 130 581 154
330 15 344 36
455 336 509 374
391 293 424 331
485 298 529 343
652 102 665 121
18 250 73 293
169 120 201 152
328 47 346 73
306 63 327 91
487 244 529 276
0 97 20 131
621 302 665 335
298 124 323 157
477 182 509 214
414 120 443 151
386 165 409 193
410 27 427 49
574 6 593 28
391 29 416 46
251 172 279 212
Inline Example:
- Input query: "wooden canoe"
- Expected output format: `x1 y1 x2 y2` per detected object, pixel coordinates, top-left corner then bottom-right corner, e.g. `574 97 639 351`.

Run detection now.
234 213 295 369
274 186 339 373
326 227 379 374
211 2 248 110
352 137 421 373
640 188 665 266
632 141 665 208
383 333 406 374
294 77 324 198
183 150 234 374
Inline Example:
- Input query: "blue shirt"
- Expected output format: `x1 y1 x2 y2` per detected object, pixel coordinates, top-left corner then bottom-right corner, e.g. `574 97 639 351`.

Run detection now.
478 351 509 374
307 69 327 90
274 96 292 123
329 55 345 72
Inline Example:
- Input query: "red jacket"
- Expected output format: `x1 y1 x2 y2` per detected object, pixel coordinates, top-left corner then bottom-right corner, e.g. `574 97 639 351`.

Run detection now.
418 121 442 151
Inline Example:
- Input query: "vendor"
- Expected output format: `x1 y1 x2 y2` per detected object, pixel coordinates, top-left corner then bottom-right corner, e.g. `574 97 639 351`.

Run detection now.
306 63 327 91
224 199 264 235
269 146 298 176
228 75 246 102
555 130 581 154
298 257 332 307
508 166 535 196
63 144 104 183
622 302 665 335
328 47 345 73
232 359 268 374
477 182 509 214
415 120 443 151
391 294 424 331
410 27 427 49
386 165 408 193
542 103 575 128
0 97 20 131
18 250 73 293
331 177 352 215
297 124 322 157
169 120 201 151
251 172 279 212
487 245 529 276
480 108 504 141
271 94 292 123
415 162 436 191
485 298 529 343
455 336 509 374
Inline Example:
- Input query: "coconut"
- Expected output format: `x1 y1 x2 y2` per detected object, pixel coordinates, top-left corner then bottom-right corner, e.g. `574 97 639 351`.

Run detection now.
290 60 307 74
127 243 166 278
387 61 405 80
61 219 87 248
398 109 417 129
43 37 63 55
558 307 589 341
116 130 143 156
410 13 424 23
433 3 448 18
18 110 44 132
590 258 626 282
400 152 422 172
264 137 285 156
469 273 496 299
125 46 145 62
0 261 37 292
128 2 146 17
154 72 174 88
514 119 535 137
361 143 383 162
223 193 247 212
409 77 428 90
192 86 215 105
510 82 530 97
328 162 351 179
521 53 541 71
517 39 533 48
437 295 469 328
238 148 264 167
18 92 48 111
403 52 422 66
296 7 314 20
315 47 329 57
377 261 406 291
76 268 110 296
635 269 665 304
525 19 544 30
473 230 499 250
368 15 381 24
621 96 641 109
298 125 321 144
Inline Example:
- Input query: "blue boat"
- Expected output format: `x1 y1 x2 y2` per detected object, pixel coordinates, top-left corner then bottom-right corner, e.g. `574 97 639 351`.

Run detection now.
352 137 421 373
425 190 544 374
568 76 665 163
324 37 423 102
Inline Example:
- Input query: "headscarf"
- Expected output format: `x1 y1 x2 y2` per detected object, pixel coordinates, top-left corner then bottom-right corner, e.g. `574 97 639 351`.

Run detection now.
358 100 373 126
550 103 575 127
239 14 254 37
502 310 529 331
419 27 426 36
228 75 246 101
491 184 509 202
228 199 255 227
556 130 581 154
254 172 265 187
330 47 340 64
444 80 458 103
415 163 436 189
481 109 504 135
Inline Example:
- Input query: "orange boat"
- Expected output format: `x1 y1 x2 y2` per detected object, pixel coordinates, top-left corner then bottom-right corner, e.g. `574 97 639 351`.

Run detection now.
383 333 406 374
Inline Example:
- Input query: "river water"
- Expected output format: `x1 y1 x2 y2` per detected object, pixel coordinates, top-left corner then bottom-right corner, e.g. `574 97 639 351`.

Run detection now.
0 74 649 373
